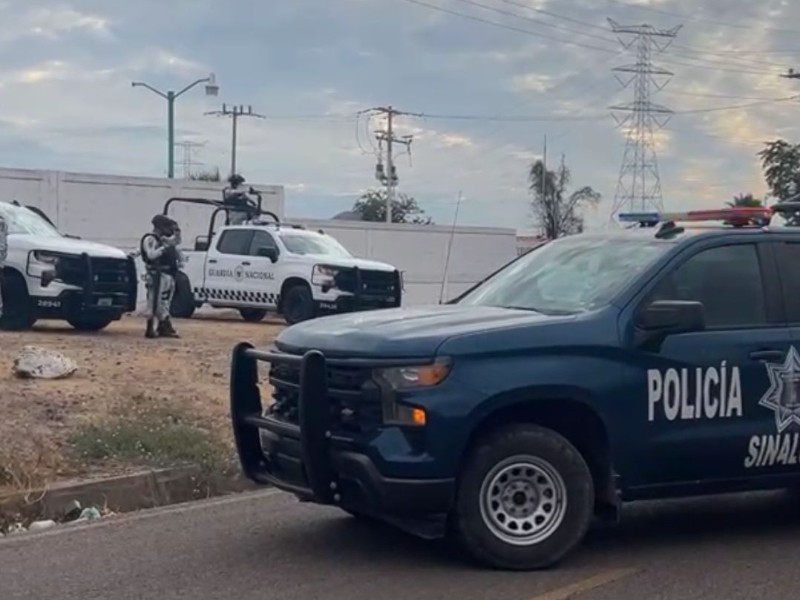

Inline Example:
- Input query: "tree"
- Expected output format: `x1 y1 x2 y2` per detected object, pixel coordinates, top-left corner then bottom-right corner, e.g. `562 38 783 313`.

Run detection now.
727 193 762 207
758 140 800 201
528 156 601 239
189 168 221 182
351 189 433 224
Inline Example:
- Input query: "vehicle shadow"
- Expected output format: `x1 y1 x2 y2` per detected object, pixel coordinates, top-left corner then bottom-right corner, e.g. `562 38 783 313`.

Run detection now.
266 489 800 570
585 488 800 551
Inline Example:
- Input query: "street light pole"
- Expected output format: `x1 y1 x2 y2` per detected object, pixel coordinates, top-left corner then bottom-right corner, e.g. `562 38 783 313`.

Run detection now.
132 73 219 178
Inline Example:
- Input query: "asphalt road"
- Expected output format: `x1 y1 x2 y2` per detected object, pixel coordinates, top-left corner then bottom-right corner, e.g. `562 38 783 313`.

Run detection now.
2 487 799 600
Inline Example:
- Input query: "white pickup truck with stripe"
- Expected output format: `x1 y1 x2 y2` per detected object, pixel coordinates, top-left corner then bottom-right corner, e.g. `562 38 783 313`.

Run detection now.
165 197 403 325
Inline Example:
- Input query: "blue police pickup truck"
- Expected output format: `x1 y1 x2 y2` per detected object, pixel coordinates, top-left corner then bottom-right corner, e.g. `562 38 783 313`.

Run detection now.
229 204 800 570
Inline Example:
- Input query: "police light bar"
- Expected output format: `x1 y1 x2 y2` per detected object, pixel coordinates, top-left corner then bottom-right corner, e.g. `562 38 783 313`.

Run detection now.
618 207 772 226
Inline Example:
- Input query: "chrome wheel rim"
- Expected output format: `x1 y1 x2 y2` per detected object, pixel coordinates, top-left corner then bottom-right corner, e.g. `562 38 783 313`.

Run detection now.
478 455 567 546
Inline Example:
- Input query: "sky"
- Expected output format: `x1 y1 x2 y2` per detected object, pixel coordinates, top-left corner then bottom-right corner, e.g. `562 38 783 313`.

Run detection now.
0 0 798 232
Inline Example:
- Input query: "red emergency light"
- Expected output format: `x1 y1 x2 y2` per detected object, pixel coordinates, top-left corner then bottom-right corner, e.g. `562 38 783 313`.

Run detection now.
619 207 772 227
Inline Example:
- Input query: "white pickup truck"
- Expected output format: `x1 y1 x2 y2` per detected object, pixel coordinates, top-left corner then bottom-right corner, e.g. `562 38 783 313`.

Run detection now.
165 197 403 324
0 201 137 331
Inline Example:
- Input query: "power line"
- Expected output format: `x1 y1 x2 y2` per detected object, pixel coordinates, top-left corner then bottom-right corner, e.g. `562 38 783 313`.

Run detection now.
396 0 781 76
396 0 623 54
492 0 789 71
604 0 800 36
499 0 798 66
205 103 265 177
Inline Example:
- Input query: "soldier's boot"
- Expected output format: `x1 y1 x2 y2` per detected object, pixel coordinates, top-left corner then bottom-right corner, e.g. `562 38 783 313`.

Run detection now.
157 318 180 338
145 318 158 339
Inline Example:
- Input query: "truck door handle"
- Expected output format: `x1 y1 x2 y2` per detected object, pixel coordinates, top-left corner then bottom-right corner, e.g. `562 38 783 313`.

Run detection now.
208 259 217 264
242 261 251 266
749 349 784 361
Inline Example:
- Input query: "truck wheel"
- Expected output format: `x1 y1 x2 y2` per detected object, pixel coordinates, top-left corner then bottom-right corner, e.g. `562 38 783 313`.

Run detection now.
67 317 114 332
239 308 267 323
0 271 36 331
170 272 196 319
282 284 315 325
451 423 594 571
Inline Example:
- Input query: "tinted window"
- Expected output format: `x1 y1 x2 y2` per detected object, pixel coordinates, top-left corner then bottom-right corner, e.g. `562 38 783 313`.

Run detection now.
647 243 766 328
457 235 672 315
775 242 800 323
216 230 253 255
281 233 352 258
248 230 277 256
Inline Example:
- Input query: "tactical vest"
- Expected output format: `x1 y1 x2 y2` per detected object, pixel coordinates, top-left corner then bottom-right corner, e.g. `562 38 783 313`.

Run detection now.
140 233 179 274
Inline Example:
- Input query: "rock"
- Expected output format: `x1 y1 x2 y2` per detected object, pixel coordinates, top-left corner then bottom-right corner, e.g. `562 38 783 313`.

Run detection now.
28 520 57 531
13 346 78 380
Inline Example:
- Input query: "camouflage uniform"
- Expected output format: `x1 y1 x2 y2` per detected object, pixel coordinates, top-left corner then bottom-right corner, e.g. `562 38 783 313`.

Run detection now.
140 214 182 339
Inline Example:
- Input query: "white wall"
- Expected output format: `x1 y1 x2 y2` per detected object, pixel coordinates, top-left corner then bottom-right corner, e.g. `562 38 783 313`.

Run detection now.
0 167 285 248
288 218 518 305
0 167 518 310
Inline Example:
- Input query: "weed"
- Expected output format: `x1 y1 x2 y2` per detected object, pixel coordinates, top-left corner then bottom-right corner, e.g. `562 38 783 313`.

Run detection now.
68 395 231 475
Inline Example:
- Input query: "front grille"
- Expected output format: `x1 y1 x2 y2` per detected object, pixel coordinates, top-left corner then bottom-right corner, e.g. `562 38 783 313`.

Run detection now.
334 269 397 297
267 361 383 434
57 256 132 293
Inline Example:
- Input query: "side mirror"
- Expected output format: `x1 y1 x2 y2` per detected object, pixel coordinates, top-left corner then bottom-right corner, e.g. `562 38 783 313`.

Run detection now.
257 246 278 263
636 300 705 347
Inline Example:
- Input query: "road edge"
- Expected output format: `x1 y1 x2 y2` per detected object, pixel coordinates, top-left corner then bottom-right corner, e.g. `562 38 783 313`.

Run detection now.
0 465 261 523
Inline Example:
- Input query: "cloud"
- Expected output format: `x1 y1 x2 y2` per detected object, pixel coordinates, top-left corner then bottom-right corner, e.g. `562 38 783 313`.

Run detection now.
0 0 799 231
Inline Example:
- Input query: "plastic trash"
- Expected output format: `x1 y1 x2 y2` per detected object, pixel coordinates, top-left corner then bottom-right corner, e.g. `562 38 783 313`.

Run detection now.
77 507 101 521
6 523 25 535
63 499 83 522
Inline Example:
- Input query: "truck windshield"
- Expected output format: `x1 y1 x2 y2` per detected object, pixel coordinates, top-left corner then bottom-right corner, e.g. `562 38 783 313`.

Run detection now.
281 233 352 258
457 235 672 315
0 203 61 237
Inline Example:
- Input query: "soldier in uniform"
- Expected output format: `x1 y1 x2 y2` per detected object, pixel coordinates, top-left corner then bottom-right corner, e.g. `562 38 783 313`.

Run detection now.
140 214 182 339
0 213 6 320
223 173 259 225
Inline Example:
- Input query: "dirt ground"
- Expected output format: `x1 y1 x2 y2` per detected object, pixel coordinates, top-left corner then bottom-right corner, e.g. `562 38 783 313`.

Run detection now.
0 312 282 495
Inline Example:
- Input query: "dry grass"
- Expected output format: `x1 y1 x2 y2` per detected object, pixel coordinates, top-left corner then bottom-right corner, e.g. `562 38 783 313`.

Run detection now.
0 311 280 495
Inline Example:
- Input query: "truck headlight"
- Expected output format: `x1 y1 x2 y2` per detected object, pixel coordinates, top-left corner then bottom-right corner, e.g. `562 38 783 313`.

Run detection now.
311 264 339 287
374 358 452 390
31 250 60 266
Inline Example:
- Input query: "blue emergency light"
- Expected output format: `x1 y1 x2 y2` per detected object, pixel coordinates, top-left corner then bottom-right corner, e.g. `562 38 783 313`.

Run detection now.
618 207 773 227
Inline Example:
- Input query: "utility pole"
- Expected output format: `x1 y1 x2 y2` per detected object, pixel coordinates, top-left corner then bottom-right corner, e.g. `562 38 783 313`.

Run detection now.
369 106 415 223
131 74 219 178
205 104 265 177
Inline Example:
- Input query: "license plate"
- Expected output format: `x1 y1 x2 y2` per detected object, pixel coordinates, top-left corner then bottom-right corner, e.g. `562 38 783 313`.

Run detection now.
98 297 113 307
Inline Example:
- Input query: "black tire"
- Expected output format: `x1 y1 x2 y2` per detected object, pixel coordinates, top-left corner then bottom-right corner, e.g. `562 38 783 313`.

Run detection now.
282 284 315 325
0 270 36 331
451 423 594 571
170 272 196 319
239 308 268 323
67 316 114 332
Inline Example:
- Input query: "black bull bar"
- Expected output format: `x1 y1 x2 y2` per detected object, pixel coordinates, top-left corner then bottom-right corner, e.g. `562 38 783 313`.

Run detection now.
230 343 335 502
230 344 420 503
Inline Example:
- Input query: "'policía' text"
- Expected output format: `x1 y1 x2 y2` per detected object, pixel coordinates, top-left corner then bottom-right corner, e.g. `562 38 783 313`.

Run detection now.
647 362 743 422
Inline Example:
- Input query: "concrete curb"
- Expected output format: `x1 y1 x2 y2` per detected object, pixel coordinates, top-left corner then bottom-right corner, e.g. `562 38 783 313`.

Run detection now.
0 466 260 521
